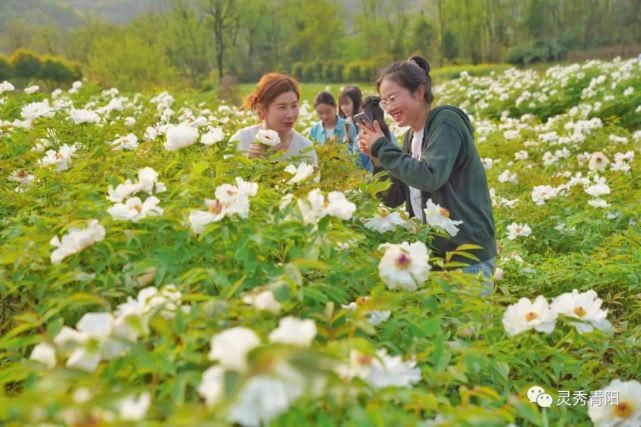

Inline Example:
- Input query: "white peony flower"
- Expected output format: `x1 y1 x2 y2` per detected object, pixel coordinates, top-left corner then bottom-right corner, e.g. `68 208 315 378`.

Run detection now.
124 116 136 127
337 349 421 389
108 196 163 222
589 152 610 171
498 170 518 184
531 185 559 206
39 143 79 171
137 167 167 195
284 163 314 185
136 284 182 318
30 343 56 368
297 189 355 225
585 182 611 198
378 241 431 291
227 364 305 426
8 169 35 187
481 158 494 169
189 199 226 234
588 198 611 208
69 108 100 125
363 210 409 233
368 310 391 326
506 223 531 240
164 124 199 151
50 219 106 264
588 379 641 427
144 126 159 141
365 349 421 389
198 365 225 407
208 327 261 372
550 289 612 334
268 317 317 347
117 392 151 421
201 127 225 145
110 134 139 151
108 180 142 203
515 150 529 160
255 128 280 146
24 85 39 94
243 290 282 314
212 177 259 219
21 100 55 120
113 298 148 341
423 199 463 237
297 189 327 225
63 312 127 372
0 80 15 94
325 191 356 220
502 296 557 337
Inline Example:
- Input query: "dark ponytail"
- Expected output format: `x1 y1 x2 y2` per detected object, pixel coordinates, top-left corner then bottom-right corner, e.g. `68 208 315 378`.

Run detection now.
376 55 433 105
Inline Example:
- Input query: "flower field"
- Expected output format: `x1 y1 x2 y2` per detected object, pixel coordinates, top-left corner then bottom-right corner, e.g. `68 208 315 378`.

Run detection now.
1 57 640 426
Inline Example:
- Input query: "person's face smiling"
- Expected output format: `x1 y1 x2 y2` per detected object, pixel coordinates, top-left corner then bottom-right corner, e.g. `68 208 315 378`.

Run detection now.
379 78 425 128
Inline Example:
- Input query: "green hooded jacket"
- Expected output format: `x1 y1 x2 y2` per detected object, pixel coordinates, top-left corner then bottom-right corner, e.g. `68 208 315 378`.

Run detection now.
371 105 497 264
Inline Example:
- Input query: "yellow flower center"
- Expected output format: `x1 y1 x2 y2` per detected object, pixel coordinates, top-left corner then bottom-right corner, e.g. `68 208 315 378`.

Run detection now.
525 311 538 322
573 306 587 318
208 200 224 215
356 354 373 366
612 401 634 419
439 207 450 218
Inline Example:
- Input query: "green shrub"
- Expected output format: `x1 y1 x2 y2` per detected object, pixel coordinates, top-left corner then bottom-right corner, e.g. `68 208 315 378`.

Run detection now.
10 49 42 79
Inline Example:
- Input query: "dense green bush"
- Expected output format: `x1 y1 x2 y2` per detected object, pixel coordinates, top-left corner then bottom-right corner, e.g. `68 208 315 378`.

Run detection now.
1 49 82 86
505 39 568 67
10 49 42 79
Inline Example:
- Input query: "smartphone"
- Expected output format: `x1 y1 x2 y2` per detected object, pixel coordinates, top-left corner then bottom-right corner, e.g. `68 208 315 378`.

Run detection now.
353 112 374 130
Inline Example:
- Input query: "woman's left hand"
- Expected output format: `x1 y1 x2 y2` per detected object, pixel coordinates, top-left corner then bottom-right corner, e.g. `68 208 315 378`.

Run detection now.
356 120 386 157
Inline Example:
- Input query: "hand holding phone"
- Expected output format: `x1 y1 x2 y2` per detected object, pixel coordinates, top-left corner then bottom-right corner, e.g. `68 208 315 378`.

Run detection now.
353 112 374 131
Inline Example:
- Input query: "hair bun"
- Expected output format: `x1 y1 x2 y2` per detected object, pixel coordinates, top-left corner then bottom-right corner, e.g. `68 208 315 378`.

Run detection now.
408 55 430 75
362 95 381 107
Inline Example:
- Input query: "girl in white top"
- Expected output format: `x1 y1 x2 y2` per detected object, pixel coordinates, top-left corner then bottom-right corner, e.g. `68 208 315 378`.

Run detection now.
230 72 318 166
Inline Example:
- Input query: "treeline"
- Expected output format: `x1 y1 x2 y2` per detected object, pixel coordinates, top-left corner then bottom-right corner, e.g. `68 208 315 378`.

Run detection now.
0 49 81 85
0 0 639 89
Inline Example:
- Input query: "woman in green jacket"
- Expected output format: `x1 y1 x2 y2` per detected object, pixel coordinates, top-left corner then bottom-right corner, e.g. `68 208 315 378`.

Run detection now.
356 55 497 284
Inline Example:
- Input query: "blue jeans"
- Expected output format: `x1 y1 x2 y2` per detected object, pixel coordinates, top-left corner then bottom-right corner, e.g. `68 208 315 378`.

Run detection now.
461 257 496 295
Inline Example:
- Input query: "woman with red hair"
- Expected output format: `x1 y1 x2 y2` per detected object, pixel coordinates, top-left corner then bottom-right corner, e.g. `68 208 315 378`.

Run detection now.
231 72 318 166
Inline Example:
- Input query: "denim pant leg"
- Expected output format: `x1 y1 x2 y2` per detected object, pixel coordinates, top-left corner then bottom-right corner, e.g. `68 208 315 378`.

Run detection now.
461 257 496 295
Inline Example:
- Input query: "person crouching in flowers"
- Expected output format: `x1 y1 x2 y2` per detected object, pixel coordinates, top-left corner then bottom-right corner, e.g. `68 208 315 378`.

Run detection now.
231 72 318 166
356 56 497 288
310 91 371 171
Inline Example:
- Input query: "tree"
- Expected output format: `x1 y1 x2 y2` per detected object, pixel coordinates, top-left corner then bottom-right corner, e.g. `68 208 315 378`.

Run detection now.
202 0 237 82
409 12 437 58
165 0 211 81
440 29 458 62
88 32 177 90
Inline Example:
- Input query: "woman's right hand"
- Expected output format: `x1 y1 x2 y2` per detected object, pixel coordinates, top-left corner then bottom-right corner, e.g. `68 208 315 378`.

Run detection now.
247 143 265 159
